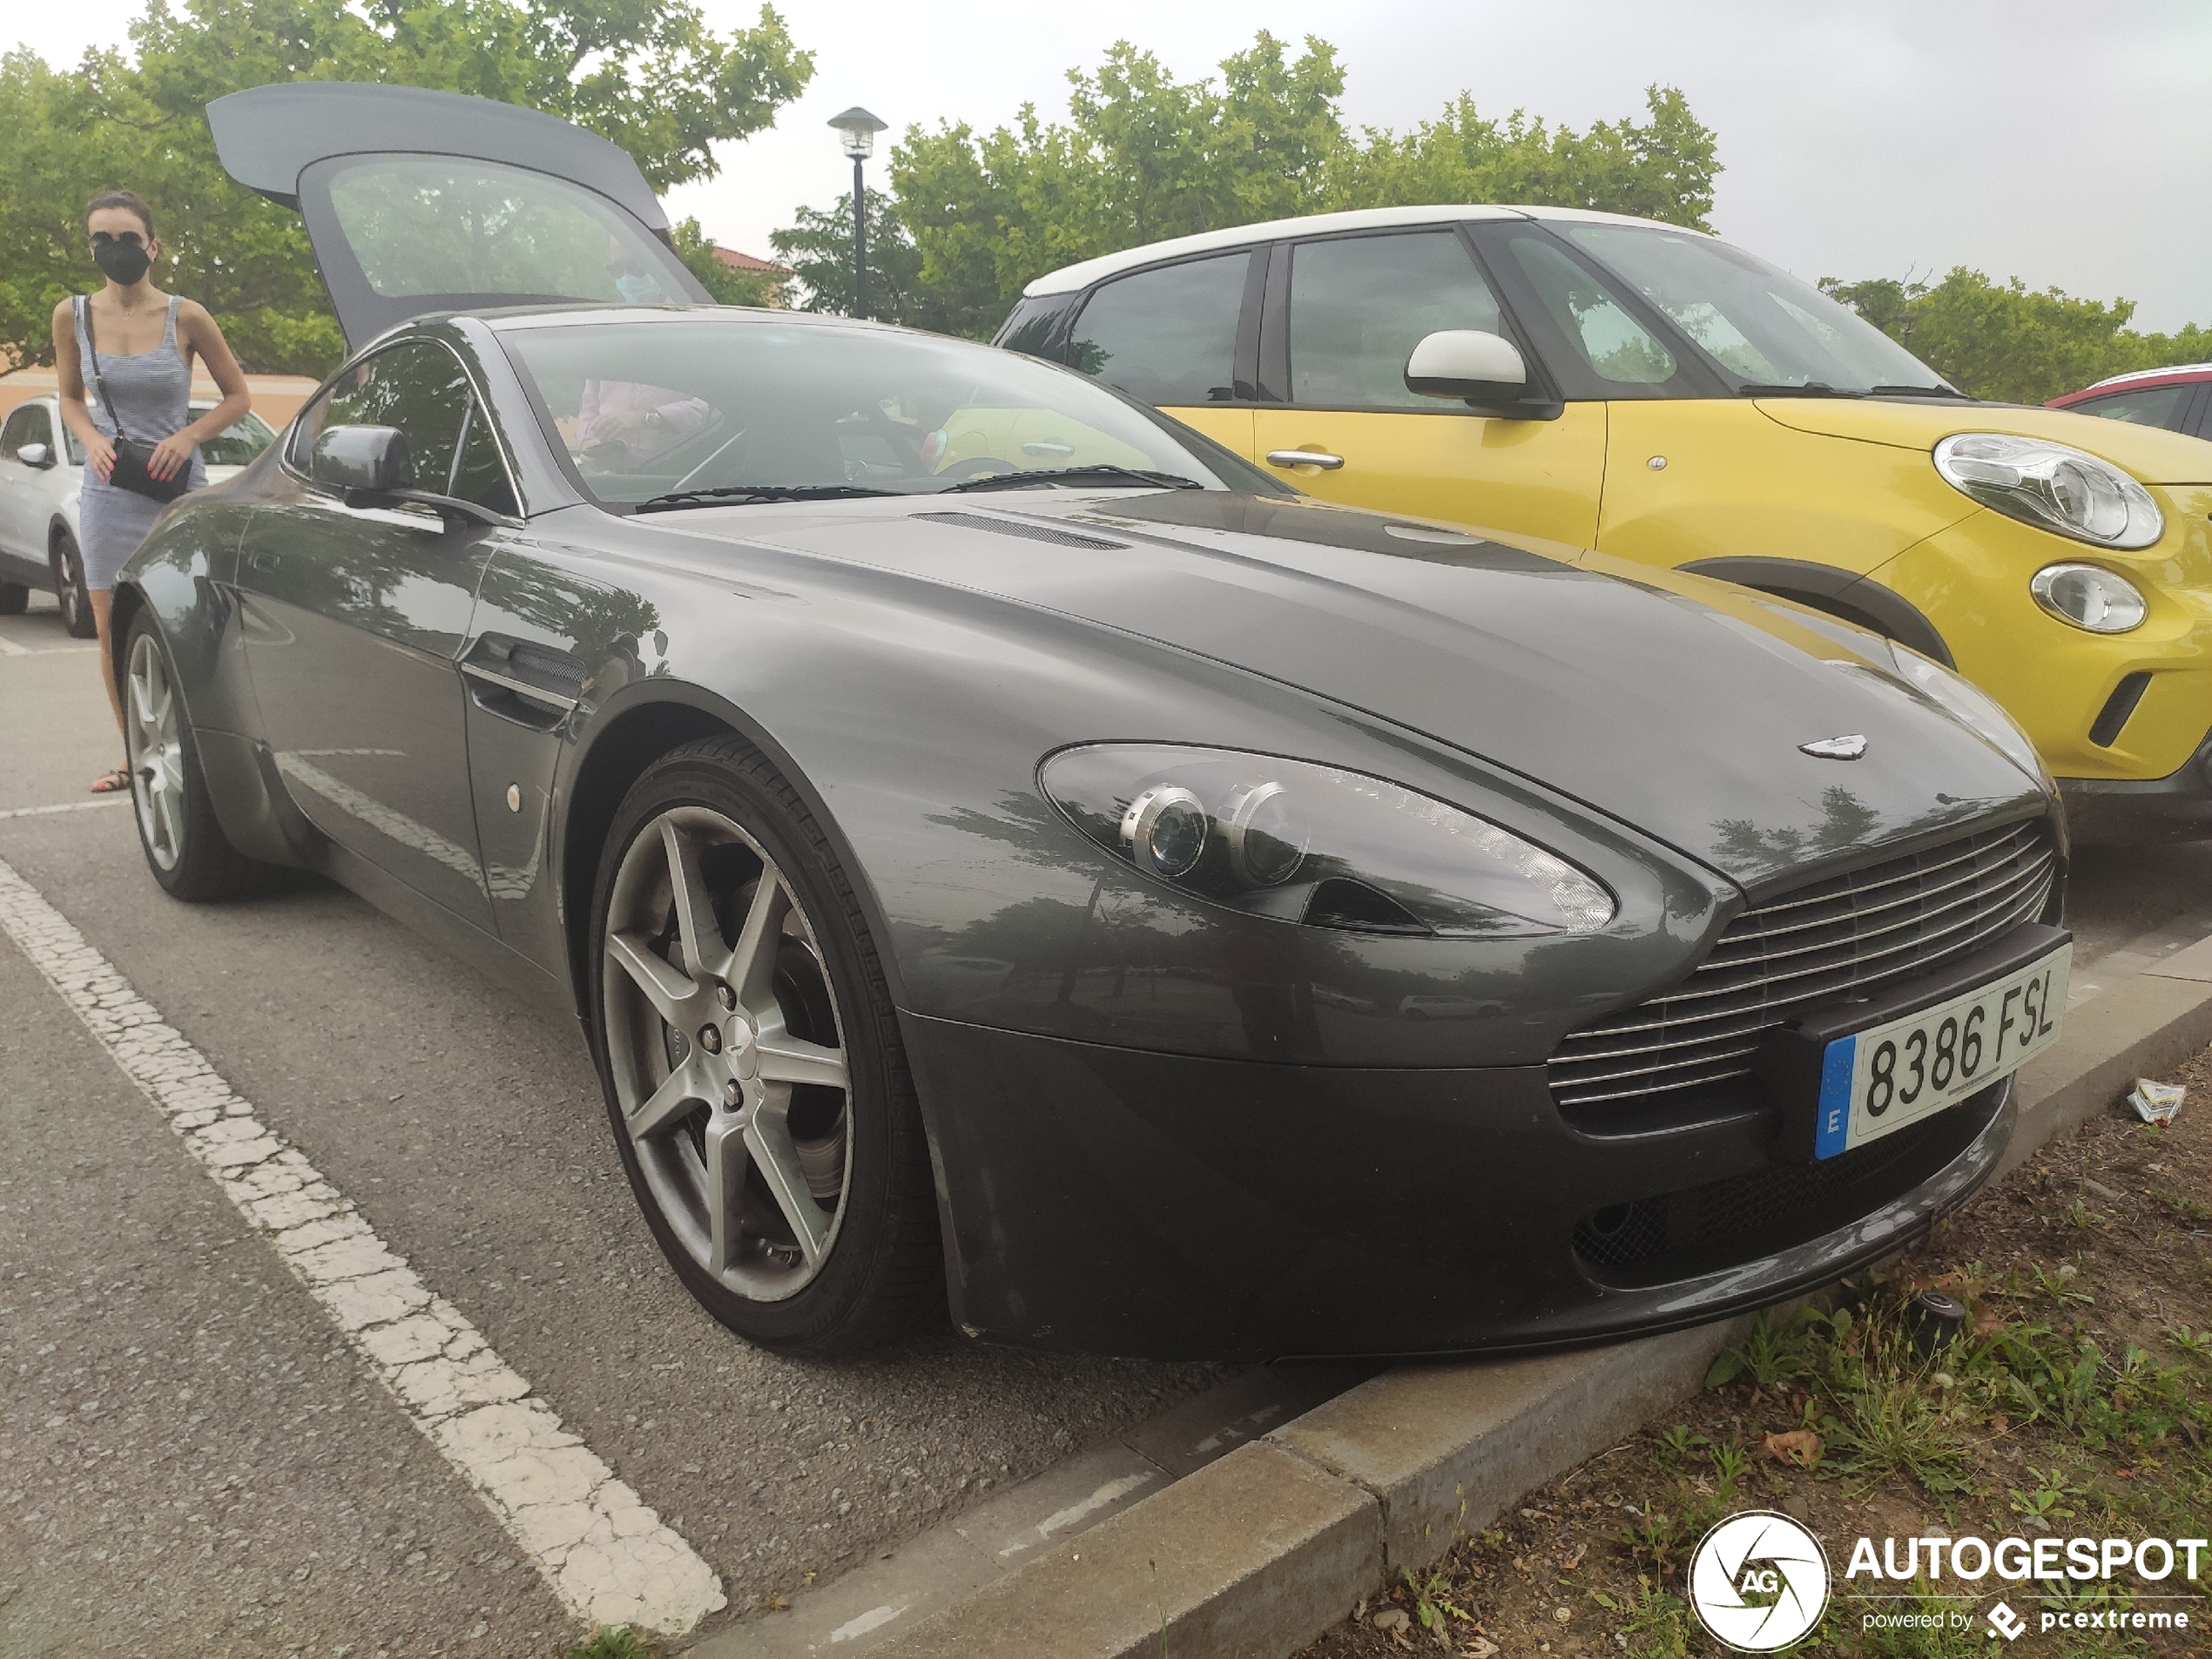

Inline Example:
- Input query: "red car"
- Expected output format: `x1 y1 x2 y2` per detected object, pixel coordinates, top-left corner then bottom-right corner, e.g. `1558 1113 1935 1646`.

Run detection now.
2049 362 2212 437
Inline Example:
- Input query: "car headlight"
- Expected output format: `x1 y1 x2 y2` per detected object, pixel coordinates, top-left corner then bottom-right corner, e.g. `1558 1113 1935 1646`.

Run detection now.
1871 646 2049 786
1041 745 1615 936
2029 563 2147 634
1932 433 2162 550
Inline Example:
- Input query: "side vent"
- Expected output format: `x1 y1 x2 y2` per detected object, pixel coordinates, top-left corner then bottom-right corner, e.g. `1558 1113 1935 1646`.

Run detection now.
2089 671 2152 747
914 511 1126 550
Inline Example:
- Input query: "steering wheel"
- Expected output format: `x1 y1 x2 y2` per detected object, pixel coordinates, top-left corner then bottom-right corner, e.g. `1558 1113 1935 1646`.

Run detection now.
936 456 1020 482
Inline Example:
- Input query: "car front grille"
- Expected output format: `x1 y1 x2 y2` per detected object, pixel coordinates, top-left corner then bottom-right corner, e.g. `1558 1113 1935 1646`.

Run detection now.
1550 816 2058 1120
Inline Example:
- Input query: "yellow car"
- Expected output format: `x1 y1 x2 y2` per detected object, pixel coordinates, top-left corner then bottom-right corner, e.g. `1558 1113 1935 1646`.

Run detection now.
997 207 2212 840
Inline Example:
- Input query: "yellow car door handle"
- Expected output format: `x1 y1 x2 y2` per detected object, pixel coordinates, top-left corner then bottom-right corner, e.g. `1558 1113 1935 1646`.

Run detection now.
1265 449 1345 470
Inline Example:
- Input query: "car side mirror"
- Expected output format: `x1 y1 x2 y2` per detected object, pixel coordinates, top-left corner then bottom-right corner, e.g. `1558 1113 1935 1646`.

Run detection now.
1405 330 1562 421
17 442 54 469
310 423 415 502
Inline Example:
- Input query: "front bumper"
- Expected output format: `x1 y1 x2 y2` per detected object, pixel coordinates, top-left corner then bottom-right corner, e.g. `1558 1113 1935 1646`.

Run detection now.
2060 727 2212 844
901 1012 2015 1361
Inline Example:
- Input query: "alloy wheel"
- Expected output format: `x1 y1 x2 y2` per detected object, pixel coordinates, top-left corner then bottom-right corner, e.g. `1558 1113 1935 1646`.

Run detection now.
600 806 853 1300
125 631 185 871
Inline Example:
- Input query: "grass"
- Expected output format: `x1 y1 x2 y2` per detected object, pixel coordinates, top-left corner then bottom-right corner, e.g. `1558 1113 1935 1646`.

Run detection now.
565 1629 664 1659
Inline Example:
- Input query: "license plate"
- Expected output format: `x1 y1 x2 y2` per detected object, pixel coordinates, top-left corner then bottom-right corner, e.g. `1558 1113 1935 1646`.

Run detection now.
1814 944 2071 1159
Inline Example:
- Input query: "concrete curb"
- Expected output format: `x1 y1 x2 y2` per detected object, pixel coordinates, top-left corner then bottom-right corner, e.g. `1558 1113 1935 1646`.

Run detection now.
729 939 2212 1659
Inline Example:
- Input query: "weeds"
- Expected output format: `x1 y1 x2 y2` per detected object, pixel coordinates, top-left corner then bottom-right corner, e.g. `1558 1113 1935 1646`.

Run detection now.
1594 1575 1696 1659
566 1629 663 1659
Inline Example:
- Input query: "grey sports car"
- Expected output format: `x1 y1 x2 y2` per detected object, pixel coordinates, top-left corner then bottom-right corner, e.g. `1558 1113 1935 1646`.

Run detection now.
111 82 2070 1359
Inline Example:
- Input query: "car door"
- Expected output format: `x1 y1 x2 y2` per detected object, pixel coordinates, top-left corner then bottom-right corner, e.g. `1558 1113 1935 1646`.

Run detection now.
0 401 61 582
206 80 710 353
1061 251 1261 462
236 338 508 926
1249 228 1609 544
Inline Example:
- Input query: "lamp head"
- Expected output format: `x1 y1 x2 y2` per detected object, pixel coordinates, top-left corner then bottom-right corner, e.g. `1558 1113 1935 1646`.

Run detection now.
828 105 888 160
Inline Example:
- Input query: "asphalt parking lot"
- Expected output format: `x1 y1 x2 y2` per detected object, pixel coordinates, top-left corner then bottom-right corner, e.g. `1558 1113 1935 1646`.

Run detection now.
4 588 2209 1656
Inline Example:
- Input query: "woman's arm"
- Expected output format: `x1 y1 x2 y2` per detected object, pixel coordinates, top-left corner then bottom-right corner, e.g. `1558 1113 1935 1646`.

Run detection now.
51 297 116 481
150 300 252 481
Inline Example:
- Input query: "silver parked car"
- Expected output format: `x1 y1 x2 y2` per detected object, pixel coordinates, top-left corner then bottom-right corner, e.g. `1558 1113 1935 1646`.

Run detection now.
0 395 276 635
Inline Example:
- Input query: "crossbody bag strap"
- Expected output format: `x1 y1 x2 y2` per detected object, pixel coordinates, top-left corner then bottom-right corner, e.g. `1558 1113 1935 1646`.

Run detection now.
77 294 132 445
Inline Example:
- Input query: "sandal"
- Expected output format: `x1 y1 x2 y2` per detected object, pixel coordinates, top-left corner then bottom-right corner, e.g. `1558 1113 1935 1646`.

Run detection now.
91 765 132 795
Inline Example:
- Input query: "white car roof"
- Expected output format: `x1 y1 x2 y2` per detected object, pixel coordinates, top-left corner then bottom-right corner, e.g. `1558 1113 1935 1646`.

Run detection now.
1021 205 1691 298
2079 362 2212 394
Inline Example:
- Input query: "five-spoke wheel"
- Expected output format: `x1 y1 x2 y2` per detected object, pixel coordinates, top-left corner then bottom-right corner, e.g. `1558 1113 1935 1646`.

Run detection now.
126 628 186 873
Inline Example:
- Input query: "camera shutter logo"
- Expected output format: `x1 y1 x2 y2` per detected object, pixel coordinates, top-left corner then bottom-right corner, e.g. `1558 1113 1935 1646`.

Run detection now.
1688 1511 1831 1652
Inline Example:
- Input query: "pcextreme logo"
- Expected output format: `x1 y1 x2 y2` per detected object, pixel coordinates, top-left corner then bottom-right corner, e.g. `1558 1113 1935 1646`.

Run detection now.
1687 1511 2208 1651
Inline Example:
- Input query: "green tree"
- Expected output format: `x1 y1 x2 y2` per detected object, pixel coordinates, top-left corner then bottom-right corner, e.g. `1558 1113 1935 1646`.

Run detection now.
0 0 813 374
779 32 1719 340
670 216 786 307
768 188 995 335
1822 268 2212 404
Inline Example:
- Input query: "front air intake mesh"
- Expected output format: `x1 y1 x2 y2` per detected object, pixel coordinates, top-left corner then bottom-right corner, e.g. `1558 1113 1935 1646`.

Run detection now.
1550 818 2057 1120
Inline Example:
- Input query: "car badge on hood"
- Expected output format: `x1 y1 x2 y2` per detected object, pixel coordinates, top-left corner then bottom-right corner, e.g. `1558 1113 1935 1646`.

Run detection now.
1800 734 1868 760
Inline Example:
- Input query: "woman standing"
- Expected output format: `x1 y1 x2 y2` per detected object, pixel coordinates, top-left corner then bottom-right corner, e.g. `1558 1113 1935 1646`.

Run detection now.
52 190 251 793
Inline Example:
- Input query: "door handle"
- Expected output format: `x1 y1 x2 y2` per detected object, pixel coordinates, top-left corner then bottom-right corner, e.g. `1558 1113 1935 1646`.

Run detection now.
247 549 280 571
1265 449 1345 470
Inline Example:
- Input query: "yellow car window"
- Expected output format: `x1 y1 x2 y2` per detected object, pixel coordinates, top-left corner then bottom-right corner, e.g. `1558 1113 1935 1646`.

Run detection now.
1288 233 1505 409
1067 253 1250 406
1505 234 1676 385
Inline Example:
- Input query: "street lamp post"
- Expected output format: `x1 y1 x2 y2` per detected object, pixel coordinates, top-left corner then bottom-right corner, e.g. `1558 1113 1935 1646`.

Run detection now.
827 106 889 320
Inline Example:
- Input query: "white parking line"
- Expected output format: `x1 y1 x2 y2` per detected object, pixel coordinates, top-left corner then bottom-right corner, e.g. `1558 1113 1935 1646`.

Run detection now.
0 853 726 1635
0 798 133 820
0 633 25 655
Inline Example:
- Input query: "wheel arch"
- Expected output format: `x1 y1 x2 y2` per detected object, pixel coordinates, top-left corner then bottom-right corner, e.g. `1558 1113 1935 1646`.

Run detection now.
1680 555 1954 666
556 685 913 1028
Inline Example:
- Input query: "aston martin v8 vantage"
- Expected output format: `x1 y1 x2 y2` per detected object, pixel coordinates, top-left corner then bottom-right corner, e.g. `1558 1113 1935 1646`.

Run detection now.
108 83 2070 1359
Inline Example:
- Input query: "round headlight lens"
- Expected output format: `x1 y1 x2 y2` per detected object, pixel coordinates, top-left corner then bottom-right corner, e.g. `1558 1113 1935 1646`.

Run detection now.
1933 433 2162 550
1122 785 1207 877
1224 781 1308 887
2029 563 2148 634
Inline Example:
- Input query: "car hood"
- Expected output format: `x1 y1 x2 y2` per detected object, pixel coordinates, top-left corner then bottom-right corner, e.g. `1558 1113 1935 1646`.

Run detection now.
1758 397 2212 484
708 490 2045 893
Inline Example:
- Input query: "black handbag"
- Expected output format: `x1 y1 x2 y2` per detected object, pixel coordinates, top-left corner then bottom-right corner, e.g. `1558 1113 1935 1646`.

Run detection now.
78 295 189 503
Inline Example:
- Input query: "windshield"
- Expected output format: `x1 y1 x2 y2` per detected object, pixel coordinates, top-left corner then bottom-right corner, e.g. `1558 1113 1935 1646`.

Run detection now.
193 406 275 469
499 316 1240 508
1559 224 1957 396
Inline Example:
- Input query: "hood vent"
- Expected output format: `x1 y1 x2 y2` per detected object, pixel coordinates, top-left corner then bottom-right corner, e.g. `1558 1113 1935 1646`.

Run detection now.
915 510 1126 550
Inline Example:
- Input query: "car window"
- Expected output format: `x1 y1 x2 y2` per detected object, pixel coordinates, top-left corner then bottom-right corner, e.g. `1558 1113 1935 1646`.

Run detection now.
2067 385 2193 429
1066 253 1250 406
291 340 474 494
194 407 276 469
1287 233 1506 410
322 154 691 308
1501 233 1679 388
500 314 1249 509
447 401 519 514
1 402 51 458
1561 223 1954 395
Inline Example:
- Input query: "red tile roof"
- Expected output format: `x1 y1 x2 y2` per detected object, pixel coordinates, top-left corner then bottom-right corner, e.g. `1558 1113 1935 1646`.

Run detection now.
711 246 793 276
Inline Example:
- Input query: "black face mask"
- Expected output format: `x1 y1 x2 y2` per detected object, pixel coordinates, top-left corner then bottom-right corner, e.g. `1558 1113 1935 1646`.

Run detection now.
93 238 152 287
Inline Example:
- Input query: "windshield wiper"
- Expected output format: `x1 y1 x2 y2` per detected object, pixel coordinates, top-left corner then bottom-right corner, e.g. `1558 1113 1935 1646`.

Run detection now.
632 483 894 514
1735 381 1858 398
941 465 1203 494
1867 384 1973 400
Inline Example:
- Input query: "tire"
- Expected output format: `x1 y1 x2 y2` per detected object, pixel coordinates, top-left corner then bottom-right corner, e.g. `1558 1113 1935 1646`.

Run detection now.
588 736 942 1356
122 612 265 900
0 582 26 615
52 532 96 638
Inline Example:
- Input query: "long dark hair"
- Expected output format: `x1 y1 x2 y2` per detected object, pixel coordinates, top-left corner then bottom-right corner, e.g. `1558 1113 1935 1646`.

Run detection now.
85 190 156 239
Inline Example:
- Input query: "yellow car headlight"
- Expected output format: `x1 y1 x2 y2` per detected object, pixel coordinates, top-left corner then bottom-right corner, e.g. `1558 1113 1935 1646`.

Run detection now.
1933 433 2162 550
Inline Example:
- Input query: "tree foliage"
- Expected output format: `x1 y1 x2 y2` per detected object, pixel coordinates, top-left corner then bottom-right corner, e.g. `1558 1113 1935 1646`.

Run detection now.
0 0 812 375
767 188 960 330
669 216 786 308
1821 269 2212 404
782 32 1719 337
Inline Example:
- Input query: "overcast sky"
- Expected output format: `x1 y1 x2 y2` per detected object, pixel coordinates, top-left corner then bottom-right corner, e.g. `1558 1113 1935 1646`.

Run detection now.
16 1 2210 331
